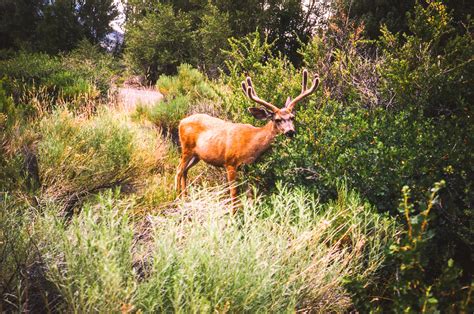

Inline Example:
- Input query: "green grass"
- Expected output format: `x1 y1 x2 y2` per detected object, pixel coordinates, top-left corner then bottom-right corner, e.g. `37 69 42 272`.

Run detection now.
22 184 396 313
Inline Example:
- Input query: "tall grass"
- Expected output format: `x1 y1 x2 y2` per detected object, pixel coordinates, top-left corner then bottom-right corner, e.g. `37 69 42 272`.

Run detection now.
28 184 396 312
36 107 166 210
0 194 33 311
33 191 137 313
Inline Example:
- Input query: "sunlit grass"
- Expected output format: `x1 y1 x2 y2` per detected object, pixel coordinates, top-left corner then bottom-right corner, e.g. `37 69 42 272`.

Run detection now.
27 184 396 313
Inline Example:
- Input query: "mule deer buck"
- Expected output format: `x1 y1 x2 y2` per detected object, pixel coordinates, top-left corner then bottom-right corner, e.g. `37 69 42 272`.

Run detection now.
175 69 319 209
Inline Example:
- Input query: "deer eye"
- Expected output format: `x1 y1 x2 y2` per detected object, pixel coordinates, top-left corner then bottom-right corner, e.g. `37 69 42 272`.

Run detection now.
290 116 295 120
274 118 282 122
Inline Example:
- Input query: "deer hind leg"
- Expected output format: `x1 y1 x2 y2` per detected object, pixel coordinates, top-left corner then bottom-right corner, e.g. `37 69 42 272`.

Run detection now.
175 153 192 194
225 165 240 213
175 153 199 197
180 155 200 195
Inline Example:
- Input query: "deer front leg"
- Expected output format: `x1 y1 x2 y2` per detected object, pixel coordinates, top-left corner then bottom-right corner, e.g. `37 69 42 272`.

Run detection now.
225 165 239 213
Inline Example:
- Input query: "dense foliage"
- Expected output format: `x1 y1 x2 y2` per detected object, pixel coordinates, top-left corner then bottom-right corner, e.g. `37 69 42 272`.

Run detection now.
218 2 473 311
0 0 119 53
341 0 474 39
124 0 328 80
0 40 119 113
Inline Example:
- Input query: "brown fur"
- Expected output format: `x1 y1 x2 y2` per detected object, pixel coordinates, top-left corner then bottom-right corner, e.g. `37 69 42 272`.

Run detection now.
174 70 319 212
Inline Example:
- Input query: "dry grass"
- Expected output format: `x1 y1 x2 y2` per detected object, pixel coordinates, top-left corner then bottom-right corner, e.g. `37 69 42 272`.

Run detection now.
35 106 169 212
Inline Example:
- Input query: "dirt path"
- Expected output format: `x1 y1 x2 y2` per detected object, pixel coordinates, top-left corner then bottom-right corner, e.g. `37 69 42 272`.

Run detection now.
117 87 163 112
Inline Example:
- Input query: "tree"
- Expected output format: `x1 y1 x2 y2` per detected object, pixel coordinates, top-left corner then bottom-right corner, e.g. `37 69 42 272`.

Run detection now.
341 0 474 39
196 3 232 76
35 0 84 54
0 0 46 50
0 0 119 53
124 0 327 77
124 3 195 81
77 0 120 45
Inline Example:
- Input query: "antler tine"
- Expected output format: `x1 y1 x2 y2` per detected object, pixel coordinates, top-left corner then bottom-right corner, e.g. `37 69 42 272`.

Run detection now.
246 77 253 88
241 76 279 112
302 69 308 92
241 81 247 95
287 69 319 111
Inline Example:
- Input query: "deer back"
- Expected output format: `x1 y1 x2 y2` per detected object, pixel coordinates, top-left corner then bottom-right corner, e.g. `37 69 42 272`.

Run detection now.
179 114 277 167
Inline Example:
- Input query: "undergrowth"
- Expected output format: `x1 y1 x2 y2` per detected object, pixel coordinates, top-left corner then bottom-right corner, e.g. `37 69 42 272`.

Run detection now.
5 184 396 312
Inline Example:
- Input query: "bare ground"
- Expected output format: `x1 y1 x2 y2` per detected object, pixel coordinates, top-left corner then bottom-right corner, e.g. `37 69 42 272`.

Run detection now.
117 87 163 112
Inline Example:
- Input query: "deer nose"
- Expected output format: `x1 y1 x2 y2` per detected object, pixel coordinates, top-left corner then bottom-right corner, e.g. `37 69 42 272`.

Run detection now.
285 130 296 138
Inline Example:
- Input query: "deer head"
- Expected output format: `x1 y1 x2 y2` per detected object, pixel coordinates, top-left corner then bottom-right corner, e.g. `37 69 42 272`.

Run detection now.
241 69 319 138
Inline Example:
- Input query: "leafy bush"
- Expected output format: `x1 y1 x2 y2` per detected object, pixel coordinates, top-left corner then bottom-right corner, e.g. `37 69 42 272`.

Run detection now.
62 40 119 96
348 181 472 313
143 95 190 130
386 181 468 312
136 64 221 135
0 52 93 101
0 44 117 108
220 4 472 310
157 63 218 101
223 1 472 220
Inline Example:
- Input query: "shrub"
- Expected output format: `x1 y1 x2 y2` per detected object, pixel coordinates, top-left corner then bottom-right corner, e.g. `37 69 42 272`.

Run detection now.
33 190 136 313
62 40 119 96
29 184 395 312
0 45 117 109
0 52 94 103
136 64 221 136
156 64 218 102
221 5 473 310
348 181 472 313
0 194 34 311
36 107 164 210
141 95 189 131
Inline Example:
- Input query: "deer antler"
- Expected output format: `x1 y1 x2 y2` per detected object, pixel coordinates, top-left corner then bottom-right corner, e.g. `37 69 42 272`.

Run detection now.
241 76 279 112
286 69 319 111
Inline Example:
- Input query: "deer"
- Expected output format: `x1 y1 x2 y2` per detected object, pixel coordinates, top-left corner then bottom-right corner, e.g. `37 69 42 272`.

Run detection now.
175 69 319 210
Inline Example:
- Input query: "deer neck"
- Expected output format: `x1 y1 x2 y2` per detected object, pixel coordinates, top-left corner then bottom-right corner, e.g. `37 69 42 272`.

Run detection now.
252 120 279 154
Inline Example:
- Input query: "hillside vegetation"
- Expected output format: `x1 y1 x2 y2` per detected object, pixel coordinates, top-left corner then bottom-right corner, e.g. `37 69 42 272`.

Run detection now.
1 0 472 312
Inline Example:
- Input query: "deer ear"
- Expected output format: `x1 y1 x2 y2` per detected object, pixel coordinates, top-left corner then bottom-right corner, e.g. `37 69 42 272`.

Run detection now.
284 96 292 108
248 107 273 120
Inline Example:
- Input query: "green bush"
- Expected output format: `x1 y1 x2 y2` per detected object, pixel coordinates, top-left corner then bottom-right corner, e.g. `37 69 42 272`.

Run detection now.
0 194 34 311
348 181 472 313
34 190 136 313
28 185 395 312
220 4 472 311
62 40 119 96
144 95 189 130
137 64 220 134
157 63 218 101
0 44 117 107
223 1 472 217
